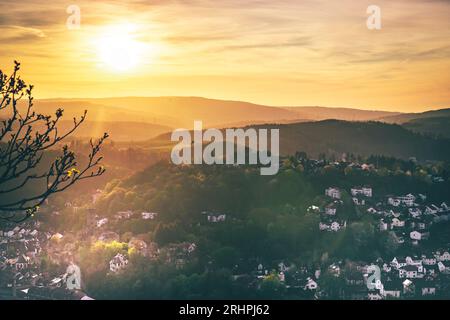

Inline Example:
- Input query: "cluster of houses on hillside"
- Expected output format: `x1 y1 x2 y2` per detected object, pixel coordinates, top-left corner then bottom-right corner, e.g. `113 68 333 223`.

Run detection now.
366 193 450 246
0 220 92 300
362 251 450 299
249 249 450 299
315 186 450 246
201 211 227 223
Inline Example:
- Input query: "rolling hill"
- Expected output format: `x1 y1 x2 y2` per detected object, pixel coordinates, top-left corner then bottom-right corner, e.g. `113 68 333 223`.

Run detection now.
378 108 450 138
26 97 401 129
147 120 450 161
379 108 450 124
284 106 400 121
402 117 450 139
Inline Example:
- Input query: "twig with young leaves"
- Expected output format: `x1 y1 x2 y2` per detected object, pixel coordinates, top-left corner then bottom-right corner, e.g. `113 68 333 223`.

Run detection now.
0 61 108 223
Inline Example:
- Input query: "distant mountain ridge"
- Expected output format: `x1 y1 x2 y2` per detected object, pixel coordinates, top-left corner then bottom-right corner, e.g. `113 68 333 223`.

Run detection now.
378 108 450 124
29 96 402 129
283 106 401 121
378 108 450 138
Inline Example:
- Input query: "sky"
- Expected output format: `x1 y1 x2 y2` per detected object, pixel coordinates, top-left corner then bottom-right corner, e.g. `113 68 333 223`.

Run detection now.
0 0 449 112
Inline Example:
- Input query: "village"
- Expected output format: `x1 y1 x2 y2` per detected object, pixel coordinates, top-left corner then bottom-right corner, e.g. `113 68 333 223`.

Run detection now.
1 158 450 300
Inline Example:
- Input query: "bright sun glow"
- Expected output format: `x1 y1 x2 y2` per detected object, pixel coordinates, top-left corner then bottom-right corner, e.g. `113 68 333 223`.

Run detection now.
96 23 146 72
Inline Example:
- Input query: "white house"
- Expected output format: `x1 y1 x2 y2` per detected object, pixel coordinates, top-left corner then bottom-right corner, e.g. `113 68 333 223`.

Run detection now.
352 198 365 206
351 186 372 197
408 208 422 218
422 256 437 266
410 231 423 241
319 222 329 231
142 212 158 220
421 286 436 296
379 219 388 231
331 221 346 232
207 213 227 223
437 262 446 273
439 251 450 261
325 204 337 216
115 210 133 220
368 293 383 300
109 253 128 273
391 257 407 269
403 279 415 295
399 265 424 279
381 283 401 298
304 278 318 290
325 187 341 199
391 218 405 228
96 218 108 228
388 194 416 207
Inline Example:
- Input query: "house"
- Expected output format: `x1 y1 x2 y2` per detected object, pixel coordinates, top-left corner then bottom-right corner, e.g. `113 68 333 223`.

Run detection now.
328 263 341 276
381 281 401 298
361 164 374 171
367 207 378 214
410 231 423 241
307 205 320 213
207 213 227 223
391 257 407 269
351 186 372 197
325 187 341 199
109 253 128 273
382 263 392 273
439 251 450 261
15 254 30 270
352 198 365 206
50 233 64 242
405 256 422 266
391 218 405 228
403 279 415 295
368 293 383 300
379 219 388 231
324 204 337 216
408 208 422 218
304 277 318 290
425 206 436 215
422 256 437 266
319 222 329 231
388 194 416 207
96 218 108 228
421 286 436 296
115 210 133 220
319 221 343 232
142 212 158 220
399 265 424 279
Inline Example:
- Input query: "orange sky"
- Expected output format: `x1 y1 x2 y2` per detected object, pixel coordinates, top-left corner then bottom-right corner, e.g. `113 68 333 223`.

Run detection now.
0 0 449 112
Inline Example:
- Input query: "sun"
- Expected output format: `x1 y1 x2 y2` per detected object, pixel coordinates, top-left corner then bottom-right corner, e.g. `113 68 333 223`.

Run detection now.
96 23 144 72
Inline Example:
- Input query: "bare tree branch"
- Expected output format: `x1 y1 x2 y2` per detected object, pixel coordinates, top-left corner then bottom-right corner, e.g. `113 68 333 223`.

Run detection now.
0 61 108 222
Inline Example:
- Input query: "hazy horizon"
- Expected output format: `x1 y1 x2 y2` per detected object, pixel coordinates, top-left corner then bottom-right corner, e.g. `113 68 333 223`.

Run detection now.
28 95 444 114
1 0 449 112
